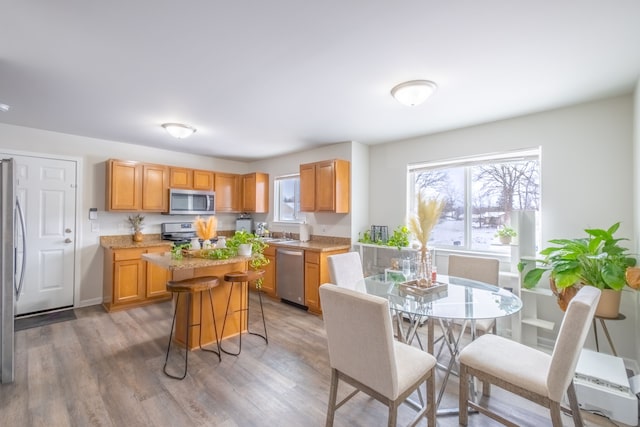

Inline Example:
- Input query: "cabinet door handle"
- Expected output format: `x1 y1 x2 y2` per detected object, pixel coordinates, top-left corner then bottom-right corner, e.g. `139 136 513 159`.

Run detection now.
64 238 72 243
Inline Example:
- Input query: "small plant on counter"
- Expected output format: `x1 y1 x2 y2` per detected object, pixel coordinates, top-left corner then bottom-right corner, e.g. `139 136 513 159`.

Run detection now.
127 214 145 232
128 214 145 242
387 225 411 249
495 226 517 244
170 242 190 260
358 225 411 249
226 230 270 289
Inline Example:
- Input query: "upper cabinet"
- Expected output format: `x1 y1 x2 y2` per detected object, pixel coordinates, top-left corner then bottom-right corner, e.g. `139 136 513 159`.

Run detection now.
215 173 241 213
242 172 269 213
106 159 168 212
106 159 267 213
169 167 214 191
300 159 350 213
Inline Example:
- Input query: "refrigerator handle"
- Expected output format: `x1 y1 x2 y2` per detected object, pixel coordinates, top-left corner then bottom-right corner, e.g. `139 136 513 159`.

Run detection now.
15 198 26 300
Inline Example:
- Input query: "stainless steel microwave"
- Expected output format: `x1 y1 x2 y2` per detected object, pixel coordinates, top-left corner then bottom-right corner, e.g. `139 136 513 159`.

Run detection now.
167 188 216 215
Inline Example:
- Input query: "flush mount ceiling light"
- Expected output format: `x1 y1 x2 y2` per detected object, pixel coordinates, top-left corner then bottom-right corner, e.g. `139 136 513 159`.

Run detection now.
162 123 196 139
390 80 437 106
0 103 10 112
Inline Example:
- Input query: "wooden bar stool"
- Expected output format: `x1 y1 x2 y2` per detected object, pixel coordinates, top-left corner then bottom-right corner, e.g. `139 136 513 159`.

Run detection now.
163 275 221 380
220 270 267 356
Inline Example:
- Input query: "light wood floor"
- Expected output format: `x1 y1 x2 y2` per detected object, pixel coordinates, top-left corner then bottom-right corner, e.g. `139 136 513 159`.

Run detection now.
0 294 626 427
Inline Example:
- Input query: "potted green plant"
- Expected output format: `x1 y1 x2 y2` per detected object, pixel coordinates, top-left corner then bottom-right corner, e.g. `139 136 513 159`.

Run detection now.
495 226 517 245
127 214 145 242
226 230 270 288
520 222 637 317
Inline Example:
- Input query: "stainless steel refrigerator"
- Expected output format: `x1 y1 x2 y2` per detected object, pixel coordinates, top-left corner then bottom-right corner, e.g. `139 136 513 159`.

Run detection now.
1 158 26 384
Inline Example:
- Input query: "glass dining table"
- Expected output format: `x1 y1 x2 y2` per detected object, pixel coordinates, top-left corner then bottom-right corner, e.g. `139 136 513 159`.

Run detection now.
355 273 523 415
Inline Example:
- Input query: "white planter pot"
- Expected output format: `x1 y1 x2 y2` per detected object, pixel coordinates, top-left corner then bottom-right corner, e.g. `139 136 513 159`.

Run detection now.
238 243 252 256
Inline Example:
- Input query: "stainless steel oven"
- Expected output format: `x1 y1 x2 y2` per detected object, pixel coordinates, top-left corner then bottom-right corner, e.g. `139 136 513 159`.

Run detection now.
167 188 215 215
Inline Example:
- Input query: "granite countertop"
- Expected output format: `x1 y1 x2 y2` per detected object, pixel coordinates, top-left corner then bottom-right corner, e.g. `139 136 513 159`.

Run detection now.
100 234 173 249
142 252 251 271
265 240 351 252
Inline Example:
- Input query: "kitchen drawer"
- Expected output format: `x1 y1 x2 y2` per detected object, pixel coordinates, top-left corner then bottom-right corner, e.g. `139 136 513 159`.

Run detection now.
113 248 145 261
305 251 320 264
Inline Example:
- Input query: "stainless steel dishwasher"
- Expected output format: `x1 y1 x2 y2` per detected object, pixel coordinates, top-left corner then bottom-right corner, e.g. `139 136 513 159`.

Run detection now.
276 248 305 307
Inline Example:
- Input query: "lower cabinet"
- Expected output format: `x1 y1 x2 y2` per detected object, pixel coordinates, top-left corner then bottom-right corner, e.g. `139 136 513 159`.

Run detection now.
249 244 348 314
103 244 172 312
304 248 348 314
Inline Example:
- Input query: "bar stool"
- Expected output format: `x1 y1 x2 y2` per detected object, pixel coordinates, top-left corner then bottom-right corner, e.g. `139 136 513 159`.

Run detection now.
220 270 267 356
163 275 221 380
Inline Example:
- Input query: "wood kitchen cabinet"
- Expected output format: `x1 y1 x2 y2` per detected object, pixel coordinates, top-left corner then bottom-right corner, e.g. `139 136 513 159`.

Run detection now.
169 167 214 191
304 248 348 314
242 172 269 213
215 172 241 212
103 244 172 312
299 159 350 213
106 159 169 212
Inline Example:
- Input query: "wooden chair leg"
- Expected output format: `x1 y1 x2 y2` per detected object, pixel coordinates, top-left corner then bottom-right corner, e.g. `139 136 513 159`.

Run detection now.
459 364 469 426
427 373 435 427
387 401 398 427
482 379 491 397
567 381 584 427
325 369 338 427
550 401 563 427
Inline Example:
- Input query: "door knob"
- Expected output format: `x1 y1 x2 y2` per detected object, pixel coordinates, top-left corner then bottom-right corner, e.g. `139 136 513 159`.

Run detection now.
65 238 72 243
65 228 72 233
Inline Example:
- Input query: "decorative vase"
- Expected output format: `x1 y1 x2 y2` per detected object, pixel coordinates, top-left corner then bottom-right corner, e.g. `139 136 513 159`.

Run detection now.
216 236 226 248
132 230 143 242
202 239 212 249
190 238 201 250
416 247 433 287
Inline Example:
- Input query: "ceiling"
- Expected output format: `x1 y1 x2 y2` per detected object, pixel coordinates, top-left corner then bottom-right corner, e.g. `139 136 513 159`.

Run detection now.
1 1 639 162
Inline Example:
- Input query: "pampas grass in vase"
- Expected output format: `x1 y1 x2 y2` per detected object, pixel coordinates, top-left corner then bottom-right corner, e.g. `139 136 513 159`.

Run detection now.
194 216 218 249
407 192 445 287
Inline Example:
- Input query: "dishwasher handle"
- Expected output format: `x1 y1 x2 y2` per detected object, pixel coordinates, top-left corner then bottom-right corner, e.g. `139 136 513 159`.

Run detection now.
277 249 303 257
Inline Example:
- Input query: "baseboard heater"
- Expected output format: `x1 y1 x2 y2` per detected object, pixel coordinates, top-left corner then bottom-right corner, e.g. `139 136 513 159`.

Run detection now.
573 349 638 426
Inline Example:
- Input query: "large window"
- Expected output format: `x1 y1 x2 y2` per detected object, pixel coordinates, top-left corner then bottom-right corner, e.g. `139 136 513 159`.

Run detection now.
274 174 302 222
407 148 540 253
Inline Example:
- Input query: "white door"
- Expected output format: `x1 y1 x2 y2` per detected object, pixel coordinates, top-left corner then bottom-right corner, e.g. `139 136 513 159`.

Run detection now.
10 155 77 315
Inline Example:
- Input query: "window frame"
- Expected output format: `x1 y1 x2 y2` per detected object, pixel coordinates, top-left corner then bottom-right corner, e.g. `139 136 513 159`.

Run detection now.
273 173 303 224
406 148 541 254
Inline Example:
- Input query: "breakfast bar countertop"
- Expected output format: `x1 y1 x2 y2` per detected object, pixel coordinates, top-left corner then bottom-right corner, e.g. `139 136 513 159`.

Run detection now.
141 252 252 271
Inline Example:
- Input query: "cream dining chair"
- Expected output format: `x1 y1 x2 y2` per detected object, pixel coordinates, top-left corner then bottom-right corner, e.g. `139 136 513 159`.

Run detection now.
319 283 437 427
458 285 601 427
327 251 366 292
448 254 500 335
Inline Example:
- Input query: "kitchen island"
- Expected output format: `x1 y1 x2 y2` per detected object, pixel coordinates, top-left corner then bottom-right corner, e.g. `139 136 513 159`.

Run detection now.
142 252 252 350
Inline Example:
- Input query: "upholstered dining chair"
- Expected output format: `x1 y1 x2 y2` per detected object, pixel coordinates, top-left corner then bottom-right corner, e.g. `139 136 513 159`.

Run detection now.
458 285 601 427
319 283 437 427
448 254 500 335
327 251 365 291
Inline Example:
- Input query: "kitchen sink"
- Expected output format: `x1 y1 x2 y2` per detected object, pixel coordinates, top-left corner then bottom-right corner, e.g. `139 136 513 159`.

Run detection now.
261 238 299 244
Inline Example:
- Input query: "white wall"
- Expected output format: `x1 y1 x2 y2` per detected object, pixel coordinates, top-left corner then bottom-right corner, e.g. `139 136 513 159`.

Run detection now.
369 95 638 360
350 141 370 244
